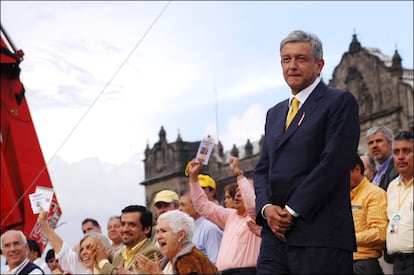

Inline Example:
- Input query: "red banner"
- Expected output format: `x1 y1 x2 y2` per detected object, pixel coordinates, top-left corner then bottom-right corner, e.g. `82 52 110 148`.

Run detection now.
1 31 62 253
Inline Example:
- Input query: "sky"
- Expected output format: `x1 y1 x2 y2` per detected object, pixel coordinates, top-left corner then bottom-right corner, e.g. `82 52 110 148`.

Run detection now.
1 1 413 250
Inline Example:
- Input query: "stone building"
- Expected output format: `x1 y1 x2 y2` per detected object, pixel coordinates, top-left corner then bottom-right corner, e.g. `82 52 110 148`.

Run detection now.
140 125 262 212
329 34 413 154
141 34 413 209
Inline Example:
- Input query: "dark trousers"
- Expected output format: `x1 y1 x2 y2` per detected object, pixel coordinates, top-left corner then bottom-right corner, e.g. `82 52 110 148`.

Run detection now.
353 258 384 274
393 253 414 275
257 225 353 274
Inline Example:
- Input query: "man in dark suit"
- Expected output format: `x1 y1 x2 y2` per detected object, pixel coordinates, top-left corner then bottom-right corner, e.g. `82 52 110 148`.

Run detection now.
366 126 399 191
254 30 360 274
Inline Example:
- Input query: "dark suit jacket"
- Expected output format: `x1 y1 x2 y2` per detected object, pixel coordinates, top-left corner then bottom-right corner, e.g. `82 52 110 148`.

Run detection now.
379 162 399 191
254 81 360 252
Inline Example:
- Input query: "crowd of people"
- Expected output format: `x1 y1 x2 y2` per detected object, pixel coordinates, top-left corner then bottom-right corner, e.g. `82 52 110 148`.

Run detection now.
1 30 413 275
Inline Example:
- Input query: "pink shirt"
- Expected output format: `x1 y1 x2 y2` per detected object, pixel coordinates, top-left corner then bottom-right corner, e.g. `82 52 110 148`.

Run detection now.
190 177 261 271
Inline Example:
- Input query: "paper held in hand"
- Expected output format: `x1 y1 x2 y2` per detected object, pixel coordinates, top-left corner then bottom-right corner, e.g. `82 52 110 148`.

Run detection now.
195 136 215 165
29 186 54 214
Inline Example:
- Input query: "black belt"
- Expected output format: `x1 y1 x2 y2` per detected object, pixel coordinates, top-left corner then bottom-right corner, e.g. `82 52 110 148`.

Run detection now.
394 252 414 260
221 267 256 275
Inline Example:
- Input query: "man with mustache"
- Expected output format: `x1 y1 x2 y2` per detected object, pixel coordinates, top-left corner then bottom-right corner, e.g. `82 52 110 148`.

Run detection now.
385 131 414 275
366 126 399 272
366 126 399 191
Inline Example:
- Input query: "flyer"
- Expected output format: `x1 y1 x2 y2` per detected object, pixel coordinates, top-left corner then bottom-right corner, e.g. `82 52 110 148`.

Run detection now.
195 136 214 165
29 186 54 214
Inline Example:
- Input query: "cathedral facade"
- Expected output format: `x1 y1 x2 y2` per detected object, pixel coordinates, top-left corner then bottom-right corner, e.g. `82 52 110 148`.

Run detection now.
141 34 413 210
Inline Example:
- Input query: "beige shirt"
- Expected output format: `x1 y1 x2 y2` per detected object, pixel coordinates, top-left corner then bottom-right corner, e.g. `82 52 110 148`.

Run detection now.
386 176 413 254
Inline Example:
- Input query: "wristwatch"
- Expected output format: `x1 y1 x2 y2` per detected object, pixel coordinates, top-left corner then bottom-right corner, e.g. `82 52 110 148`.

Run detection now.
234 170 244 177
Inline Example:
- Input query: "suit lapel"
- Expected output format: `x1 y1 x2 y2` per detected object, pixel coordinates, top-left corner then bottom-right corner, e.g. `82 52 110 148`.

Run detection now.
274 82 326 151
267 99 289 147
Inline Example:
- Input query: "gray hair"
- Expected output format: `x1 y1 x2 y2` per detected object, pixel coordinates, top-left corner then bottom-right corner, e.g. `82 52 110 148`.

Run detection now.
157 210 195 242
107 215 121 222
0 229 27 248
280 30 323 61
79 231 111 258
366 126 393 142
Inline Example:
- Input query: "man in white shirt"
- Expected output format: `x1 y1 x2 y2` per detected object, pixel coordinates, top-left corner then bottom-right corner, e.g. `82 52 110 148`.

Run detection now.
27 239 51 274
386 130 414 275
0 230 44 274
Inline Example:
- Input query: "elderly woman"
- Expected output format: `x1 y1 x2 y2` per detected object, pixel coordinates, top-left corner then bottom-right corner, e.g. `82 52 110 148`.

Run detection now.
136 210 218 274
38 209 111 274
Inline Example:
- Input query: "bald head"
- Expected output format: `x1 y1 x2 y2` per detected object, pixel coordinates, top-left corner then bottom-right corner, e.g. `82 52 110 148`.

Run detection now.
1 230 29 269
360 155 377 182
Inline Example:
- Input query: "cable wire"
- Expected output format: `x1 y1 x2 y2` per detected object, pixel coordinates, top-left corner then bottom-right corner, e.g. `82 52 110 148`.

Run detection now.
1 1 172 227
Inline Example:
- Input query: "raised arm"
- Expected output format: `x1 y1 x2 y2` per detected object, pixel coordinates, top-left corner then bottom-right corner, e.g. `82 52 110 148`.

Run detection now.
38 209 63 253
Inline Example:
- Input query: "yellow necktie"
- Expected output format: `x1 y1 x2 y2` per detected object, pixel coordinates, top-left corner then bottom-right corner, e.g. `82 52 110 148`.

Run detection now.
286 97 300 129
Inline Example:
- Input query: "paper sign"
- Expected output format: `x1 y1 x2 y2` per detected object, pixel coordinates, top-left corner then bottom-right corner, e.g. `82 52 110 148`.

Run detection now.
29 186 54 214
195 136 214 165
35 186 54 212
29 193 47 214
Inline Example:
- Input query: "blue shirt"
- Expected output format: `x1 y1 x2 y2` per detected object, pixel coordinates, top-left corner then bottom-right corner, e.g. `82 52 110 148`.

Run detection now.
372 155 393 185
192 216 223 264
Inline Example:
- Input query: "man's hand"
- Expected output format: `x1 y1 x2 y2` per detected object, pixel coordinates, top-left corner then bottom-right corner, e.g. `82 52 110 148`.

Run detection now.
264 205 294 242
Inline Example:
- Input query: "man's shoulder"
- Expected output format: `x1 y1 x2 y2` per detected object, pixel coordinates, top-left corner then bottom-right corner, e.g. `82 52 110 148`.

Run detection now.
20 261 44 275
385 161 399 178
198 217 221 231
139 238 161 255
387 176 402 191
324 86 355 101
270 98 289 109
364 181 387 197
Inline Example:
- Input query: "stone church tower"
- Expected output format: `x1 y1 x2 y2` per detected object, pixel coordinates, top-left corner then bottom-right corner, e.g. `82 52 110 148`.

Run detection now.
141 34 413 209
329 34 413 154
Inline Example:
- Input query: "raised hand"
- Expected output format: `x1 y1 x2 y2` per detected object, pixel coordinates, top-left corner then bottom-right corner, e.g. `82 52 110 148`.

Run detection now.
136 252 163 274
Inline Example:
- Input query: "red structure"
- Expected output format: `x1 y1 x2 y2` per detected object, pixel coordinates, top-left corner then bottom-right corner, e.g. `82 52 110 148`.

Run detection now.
1 24 62 252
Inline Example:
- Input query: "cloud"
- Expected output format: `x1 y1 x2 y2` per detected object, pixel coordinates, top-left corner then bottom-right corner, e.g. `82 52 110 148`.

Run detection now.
1 0 412 251
48 156 145 247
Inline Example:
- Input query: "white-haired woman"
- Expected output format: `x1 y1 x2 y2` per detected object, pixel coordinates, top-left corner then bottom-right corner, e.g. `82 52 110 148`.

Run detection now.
136 210 218 274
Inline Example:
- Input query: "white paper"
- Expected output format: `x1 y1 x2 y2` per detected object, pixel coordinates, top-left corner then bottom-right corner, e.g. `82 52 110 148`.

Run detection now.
195 136 214 165
29 193 46 214
35 186 54 212
29 186 54 214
